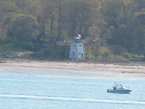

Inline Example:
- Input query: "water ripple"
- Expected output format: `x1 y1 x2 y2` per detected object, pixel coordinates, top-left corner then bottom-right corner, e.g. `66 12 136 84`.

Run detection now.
0 94 145 105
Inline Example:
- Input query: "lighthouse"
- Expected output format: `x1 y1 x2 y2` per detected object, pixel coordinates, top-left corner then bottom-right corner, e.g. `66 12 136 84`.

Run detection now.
69 34 84 59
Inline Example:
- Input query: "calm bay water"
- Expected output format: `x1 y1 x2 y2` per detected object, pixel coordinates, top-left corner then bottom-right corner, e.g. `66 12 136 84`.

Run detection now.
0 67 145 109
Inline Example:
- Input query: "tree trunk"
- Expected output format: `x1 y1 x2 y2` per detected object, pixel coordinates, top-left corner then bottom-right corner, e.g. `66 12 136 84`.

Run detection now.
58 0 62 41
50 15 54 36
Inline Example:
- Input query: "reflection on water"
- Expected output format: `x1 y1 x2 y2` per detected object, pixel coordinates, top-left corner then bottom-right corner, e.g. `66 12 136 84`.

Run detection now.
0 67 145 109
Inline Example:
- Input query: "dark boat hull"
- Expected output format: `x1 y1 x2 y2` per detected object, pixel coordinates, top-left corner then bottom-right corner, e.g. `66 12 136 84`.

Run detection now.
107 89 132 94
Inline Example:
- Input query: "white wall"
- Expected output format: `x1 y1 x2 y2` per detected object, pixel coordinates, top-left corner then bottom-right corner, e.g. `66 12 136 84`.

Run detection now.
69 42 84 59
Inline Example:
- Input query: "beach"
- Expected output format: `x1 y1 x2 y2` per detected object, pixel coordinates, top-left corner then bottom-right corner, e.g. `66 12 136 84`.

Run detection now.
0 59 145 78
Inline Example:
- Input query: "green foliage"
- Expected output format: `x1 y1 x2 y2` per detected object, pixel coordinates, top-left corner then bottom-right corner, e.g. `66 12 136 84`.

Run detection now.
0 0 145 61
121 52 132 59
97 46 113 61
7 14 39 43
0 43 31 53
103 51 113 60
31 44 70 60
132 55 144 59
84 43 113 61
84 46 95 61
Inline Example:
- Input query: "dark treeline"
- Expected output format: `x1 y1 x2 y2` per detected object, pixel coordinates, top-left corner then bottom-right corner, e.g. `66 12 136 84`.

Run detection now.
0 0 145 61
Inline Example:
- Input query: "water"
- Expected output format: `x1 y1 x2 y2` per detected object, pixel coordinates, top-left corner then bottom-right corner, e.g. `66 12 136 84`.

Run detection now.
0 67 145 109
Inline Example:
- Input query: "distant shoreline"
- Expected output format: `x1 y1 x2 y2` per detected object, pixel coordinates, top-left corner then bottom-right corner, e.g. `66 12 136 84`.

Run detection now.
0 58 145 77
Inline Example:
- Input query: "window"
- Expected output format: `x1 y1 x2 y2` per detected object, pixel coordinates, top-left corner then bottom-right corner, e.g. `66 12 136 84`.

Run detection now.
73 52 75 56
79 45 82 47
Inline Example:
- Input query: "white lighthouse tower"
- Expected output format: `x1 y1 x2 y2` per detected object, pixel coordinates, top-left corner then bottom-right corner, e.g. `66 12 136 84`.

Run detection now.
69 34 84 59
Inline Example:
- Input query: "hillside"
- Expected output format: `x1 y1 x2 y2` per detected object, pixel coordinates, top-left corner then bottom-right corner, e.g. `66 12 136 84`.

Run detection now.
0 0 145 61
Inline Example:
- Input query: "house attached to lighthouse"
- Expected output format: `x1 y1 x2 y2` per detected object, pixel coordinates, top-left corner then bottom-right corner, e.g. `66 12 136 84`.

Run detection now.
69 34 84 60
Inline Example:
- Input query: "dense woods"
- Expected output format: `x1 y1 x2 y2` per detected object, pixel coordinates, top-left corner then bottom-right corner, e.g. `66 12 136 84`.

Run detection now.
0 0 145 61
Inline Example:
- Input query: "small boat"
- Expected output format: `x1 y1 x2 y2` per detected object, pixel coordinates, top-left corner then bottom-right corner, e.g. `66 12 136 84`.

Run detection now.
107 83 132 94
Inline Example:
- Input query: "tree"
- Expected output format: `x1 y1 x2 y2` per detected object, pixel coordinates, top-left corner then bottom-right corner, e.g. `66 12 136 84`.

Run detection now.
100 0 125 28
7 14 39 45
66 0 97 39
0 0 18 41
39 0 57 36
131 9 145 50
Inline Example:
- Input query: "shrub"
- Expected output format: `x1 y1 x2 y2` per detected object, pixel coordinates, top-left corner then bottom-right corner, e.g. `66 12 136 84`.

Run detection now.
121 52 132 59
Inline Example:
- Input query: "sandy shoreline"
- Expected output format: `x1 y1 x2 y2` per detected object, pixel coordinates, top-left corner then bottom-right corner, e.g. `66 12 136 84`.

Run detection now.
0 59 145 73
0 59 145 76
